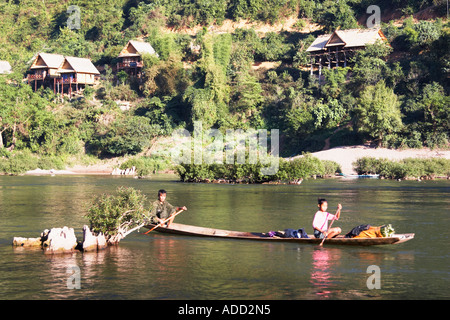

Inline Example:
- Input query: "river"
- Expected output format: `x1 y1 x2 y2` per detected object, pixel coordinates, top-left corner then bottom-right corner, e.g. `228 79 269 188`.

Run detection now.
0 175 448 300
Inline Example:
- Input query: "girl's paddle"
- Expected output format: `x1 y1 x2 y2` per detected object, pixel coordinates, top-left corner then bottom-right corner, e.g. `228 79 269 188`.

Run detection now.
143 209 185 235
319 217 335 246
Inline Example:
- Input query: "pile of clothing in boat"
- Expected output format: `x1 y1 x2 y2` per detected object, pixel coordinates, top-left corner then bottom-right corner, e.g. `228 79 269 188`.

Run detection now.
345 224 395 238
265 228 309 238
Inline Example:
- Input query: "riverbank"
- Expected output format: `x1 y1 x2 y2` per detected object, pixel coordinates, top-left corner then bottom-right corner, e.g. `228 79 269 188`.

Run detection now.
304 146 450 175
22 145 450 177
25 162 117 176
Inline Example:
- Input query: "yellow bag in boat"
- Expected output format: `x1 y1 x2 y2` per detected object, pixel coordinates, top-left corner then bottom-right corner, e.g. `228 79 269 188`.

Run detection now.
353 226 383 238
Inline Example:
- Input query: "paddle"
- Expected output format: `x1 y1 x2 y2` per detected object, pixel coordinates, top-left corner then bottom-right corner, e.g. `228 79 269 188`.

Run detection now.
143 209 185 235
319 217 335 246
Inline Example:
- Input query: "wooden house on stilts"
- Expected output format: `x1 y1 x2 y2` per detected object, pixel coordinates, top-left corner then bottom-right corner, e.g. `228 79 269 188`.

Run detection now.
28 53 65 92
306 28 388 78
28 52 99 98
57 56 100 98
116 40 158 78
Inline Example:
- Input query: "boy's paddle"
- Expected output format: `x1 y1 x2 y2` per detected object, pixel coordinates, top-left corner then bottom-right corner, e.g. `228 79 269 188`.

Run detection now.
143 209 185 235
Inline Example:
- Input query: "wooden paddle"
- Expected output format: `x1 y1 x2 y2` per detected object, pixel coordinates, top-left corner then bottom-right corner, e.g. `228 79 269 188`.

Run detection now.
319 217 335 246
143 209 185 235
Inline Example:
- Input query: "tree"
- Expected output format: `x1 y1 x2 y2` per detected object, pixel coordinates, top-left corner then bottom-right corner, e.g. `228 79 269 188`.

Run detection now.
89 116 158 157
255 32 292 62
355 81 403 146
85 186 150 244
351 40 393 90
116 70 129 85
183 33 232 128
410 82 450 147
316 0 359 32
321 67 350 99
53 27 95 58
0 76 56 152
232 73 264 116
313 99 346 129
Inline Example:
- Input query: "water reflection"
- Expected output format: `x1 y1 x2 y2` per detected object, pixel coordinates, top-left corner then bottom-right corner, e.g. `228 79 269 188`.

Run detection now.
310 247 342 298
45 252 80 299
1 176 448 299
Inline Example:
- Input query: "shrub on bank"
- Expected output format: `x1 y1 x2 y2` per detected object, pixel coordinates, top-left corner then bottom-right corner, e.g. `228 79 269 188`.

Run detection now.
353 157 450 179
176 155 341 183
119 155 172 176
0 150 67 175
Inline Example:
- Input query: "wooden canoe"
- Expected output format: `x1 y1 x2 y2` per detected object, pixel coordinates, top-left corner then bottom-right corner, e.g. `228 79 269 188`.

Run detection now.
144 223 414 246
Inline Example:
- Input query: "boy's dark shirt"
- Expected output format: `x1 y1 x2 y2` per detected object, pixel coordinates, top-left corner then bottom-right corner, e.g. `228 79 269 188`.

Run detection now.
149 200 175 223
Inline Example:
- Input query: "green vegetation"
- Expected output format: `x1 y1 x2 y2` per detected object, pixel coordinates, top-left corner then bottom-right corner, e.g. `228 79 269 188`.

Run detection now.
85 186 150 242
0 1 448 176
353 157 450 180
119 155 172 177
176 155 341 183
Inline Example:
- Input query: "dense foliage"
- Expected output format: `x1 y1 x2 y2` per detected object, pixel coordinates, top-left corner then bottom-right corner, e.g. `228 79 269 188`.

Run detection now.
353 157 450 180
85 186 150 238
176 154 341 183
0 0 449 175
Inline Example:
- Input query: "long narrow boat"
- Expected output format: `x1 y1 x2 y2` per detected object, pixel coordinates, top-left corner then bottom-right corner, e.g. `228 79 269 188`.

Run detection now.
144 223 414 246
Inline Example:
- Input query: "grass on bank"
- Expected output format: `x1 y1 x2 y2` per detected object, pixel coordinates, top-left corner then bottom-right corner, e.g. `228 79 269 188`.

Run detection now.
0 149 99 176
175 154 341 183
353 157 450 180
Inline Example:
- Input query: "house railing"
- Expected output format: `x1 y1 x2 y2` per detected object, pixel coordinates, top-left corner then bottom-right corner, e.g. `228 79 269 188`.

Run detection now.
117 61 143 69
28 73 45 80
57 78 77 84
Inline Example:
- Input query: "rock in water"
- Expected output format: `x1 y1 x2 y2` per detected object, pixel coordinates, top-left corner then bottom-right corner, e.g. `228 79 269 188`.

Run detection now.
82 225 108 251
97 232 107 250
45 227 78 253
13 226 109 253
82 225 98 252
12 237 42 247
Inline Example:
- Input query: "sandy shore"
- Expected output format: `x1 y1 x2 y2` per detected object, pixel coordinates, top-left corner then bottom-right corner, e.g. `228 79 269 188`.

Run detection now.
307 146 450 175
26 162 118 176
24 146 450 176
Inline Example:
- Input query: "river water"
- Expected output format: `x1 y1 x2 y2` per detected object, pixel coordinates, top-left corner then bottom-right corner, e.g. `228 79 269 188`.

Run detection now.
0 175 448 300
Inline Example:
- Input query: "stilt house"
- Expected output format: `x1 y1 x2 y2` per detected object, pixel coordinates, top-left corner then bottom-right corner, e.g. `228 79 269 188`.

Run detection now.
27 53 99 97
306 28 388 76
57 56 100 98
116 40 158 78
28 53 65 91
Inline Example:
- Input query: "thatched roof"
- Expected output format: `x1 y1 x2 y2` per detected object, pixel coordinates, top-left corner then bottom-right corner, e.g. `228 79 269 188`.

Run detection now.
28 52 99 74
58 56 100 74
118 40 158 57
306 28 387 52
30 52 65 69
